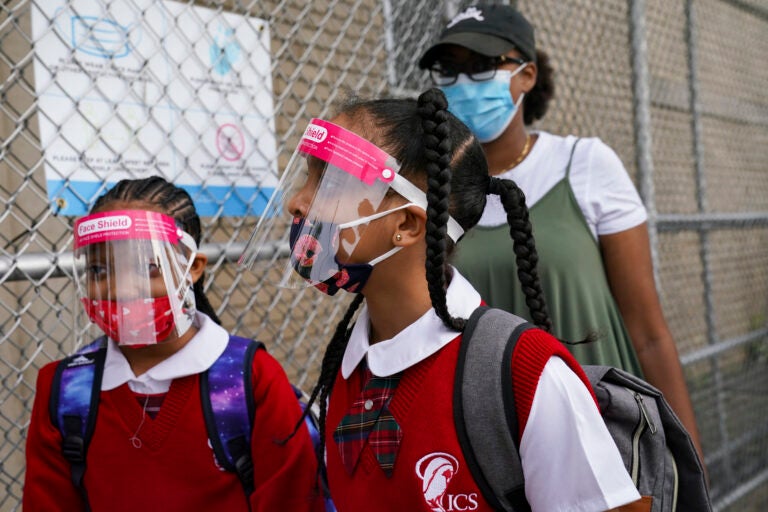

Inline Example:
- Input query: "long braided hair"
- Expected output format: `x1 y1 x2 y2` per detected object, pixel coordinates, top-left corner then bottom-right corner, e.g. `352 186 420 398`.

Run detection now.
90 176 222 324
296 87 553 466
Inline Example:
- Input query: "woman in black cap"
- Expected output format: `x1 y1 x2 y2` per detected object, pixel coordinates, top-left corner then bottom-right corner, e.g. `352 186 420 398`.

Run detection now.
419 3 704 463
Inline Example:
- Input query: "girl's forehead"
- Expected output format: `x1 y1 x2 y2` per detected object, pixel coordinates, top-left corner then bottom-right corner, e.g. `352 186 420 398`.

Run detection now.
92 199 166 215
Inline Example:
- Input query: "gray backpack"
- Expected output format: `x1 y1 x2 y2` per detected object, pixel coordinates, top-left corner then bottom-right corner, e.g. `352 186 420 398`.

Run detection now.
453 306 711 512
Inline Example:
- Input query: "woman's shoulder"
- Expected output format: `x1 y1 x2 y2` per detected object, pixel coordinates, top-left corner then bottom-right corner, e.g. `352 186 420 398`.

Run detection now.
533 131 582 151
545 134 629 189
539 132 617 160
569 135 624 167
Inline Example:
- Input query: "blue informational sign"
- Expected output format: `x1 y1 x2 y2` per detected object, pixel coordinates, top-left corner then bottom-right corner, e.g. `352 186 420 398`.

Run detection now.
31 0 278 216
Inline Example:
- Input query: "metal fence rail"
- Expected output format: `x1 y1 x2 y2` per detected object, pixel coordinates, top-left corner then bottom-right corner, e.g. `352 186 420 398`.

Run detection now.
1 0 766 510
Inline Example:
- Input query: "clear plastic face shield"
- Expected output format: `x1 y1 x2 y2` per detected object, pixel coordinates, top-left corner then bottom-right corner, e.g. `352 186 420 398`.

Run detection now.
239 118 463 295
73 210 198 346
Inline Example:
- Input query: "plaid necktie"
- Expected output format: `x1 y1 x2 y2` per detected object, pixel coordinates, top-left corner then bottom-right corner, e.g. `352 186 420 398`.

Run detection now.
333 361 402 477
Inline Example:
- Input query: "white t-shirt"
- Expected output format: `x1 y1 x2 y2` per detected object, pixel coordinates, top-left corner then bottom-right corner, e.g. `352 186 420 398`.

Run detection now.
102 312 228 393
342 269 640 511
479 131 648 239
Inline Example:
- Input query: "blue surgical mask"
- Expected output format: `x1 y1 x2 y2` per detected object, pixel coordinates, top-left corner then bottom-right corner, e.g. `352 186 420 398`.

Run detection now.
441 65 527 143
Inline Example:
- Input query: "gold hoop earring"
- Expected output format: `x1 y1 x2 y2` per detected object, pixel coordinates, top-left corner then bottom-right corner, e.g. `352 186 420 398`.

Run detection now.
395 233 402 242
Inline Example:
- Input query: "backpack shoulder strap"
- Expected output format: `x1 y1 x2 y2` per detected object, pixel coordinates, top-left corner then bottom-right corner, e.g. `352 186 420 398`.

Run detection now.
293 385 337 512
454 306 534 512
49 337 108 510
200 334 263 498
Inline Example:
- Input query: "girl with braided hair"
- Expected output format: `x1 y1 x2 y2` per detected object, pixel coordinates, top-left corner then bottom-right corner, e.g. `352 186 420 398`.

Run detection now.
240 90 642 511
24 177 324 512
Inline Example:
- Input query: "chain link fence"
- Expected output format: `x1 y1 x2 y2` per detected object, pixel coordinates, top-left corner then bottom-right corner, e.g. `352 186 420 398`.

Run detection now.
1 0 766 510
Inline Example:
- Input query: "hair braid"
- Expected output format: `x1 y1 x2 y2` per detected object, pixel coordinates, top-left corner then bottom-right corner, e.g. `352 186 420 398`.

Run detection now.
417 89 465 332
91 176 222 324
488 176 552 332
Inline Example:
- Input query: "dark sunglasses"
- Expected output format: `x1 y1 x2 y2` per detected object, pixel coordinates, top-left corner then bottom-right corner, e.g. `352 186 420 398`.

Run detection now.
429 55 527 86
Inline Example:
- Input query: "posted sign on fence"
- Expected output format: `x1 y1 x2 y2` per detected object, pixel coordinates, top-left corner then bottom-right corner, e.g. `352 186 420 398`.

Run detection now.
31 0 277 216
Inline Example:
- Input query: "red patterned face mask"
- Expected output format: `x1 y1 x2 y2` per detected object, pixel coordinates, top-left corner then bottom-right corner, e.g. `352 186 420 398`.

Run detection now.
81 296 176 346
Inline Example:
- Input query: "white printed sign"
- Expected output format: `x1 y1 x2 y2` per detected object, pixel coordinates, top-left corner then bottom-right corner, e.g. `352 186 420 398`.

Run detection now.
31 0 277 216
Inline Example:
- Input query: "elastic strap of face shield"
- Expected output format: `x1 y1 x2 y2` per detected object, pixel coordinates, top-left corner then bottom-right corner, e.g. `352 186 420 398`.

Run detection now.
338 202 416 230
178 230 199 279
389 175 464 242
177 230 199 258
152 229 199 298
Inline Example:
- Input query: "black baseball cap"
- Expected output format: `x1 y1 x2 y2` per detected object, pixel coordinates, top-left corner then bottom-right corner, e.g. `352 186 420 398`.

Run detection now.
418 4 536 68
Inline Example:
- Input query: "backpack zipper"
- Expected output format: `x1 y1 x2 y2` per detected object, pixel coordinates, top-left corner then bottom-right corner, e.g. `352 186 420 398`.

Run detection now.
632 393 657 484
671 448 679 510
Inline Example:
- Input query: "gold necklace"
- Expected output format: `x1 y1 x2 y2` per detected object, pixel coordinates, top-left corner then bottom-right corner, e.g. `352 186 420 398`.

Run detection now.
504 133 531 170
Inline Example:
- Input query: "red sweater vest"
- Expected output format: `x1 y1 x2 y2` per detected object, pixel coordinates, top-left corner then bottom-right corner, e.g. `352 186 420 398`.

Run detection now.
24 349 325 512
325 328 593 511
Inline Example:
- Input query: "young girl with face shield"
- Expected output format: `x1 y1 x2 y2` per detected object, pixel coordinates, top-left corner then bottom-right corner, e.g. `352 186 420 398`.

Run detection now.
240 89 645 511
24 177 325 512
418 3 705 466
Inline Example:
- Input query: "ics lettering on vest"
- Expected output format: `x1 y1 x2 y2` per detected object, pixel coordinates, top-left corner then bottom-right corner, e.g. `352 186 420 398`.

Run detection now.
415 452 479 511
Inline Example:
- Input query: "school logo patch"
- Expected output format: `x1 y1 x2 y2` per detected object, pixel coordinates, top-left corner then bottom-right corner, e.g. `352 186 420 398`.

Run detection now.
415 452 478 511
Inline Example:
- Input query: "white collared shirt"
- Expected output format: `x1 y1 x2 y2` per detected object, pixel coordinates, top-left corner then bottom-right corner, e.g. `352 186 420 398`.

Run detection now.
102 312 229 394
341 270 481 378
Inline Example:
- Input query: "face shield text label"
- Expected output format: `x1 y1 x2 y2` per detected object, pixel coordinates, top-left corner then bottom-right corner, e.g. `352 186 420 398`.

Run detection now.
74 210 181 249
77 215 132 237
298 118 399 186
303 123 328 143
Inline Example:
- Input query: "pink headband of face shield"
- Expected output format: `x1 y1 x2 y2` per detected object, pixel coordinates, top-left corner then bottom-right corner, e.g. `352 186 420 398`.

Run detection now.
74 210 190 249
299 119 464 242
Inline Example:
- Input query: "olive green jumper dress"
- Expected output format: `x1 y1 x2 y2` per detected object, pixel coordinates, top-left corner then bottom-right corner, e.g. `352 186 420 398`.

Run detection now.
453 142 643 376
